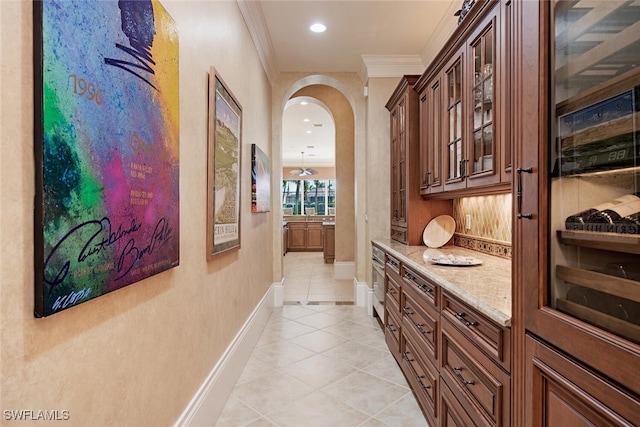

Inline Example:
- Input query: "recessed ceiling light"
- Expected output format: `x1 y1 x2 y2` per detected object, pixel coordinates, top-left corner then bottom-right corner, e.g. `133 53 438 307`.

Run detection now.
306 130 312 134
303 118 310 122
310 23 326 33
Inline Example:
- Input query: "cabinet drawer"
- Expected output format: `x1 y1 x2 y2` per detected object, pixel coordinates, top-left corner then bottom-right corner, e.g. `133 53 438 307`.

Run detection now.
402 287 438 361
385 306 401 360
385 253 401 276
390 227 407 244
441 291 511 371
401 332 438 424
402 264 438 308
441 324 510 427
386 269 402 309
441 378 491 427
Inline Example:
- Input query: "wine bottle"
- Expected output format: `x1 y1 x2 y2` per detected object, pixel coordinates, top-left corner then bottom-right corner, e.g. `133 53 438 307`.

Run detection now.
565 201 616 230
585 194 640 233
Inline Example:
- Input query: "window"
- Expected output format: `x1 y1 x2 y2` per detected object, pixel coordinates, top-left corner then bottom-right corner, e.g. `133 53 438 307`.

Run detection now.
282 179 336 215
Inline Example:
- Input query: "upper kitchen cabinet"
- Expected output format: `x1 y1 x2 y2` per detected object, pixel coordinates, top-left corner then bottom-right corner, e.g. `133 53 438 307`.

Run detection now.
386 76 453 245
515 0 640 424
417 0 512 198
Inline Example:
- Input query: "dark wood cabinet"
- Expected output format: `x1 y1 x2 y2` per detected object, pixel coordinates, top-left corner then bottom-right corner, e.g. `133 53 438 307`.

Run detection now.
416 0 511 198
386 76 452 245
514 0 640 424
380 245 512 426
525 335 640 426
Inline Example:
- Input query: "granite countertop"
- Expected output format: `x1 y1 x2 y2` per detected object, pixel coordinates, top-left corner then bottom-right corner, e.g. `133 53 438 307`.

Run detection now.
372 238 512 327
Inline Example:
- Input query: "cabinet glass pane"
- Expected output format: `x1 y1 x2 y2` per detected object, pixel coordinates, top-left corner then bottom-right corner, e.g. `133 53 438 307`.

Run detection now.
471 25 494 175
550 0 640 345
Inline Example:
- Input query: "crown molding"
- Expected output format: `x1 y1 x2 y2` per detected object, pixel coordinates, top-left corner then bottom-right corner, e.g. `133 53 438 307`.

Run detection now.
237 0 279 84
360 55 426 79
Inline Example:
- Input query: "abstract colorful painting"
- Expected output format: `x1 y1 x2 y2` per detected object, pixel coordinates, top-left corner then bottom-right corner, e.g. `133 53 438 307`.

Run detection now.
33 0 180 317
251 144 271 213
207 68 242 258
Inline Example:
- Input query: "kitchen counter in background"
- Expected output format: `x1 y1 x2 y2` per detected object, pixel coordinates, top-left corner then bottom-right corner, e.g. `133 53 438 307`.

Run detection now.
372 238 512 326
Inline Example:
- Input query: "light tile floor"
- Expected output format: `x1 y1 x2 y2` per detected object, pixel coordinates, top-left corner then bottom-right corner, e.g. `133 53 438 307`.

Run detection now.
214 304 430 427
214 251 428 426
282 252 354 304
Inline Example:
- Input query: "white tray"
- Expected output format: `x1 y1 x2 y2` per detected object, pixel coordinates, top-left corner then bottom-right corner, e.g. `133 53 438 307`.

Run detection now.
429 255 483 266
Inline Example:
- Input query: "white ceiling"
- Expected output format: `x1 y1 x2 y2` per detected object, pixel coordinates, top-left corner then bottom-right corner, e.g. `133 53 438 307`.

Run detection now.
239 0 459 167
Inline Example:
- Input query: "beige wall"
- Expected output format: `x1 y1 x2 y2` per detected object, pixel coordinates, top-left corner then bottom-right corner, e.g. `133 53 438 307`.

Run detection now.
1 1 273 425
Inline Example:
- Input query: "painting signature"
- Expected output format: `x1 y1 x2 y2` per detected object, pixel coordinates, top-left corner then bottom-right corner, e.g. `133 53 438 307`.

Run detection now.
44 216 172 293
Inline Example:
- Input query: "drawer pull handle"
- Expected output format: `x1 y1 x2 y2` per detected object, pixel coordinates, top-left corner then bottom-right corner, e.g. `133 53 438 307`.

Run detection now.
455 312 478 327
416 324 432 334
402 351 414 362
420 285 433 294
404 271 416 281
417 375 431 390
387 324 396 332
388 289 396 294
452 367 475 385
403 307 413 315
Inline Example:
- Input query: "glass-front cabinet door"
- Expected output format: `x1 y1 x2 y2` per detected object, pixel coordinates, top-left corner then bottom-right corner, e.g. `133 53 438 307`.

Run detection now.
524 0 640 398
550 0 640 347
444 53 466 191
470 20 494 176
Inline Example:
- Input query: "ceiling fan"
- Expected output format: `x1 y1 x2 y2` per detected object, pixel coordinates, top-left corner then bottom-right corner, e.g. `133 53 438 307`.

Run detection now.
289 151 318 176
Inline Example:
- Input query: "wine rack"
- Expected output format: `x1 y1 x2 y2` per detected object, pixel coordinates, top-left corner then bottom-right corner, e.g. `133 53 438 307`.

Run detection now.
557 229 640 254
555 230 640 345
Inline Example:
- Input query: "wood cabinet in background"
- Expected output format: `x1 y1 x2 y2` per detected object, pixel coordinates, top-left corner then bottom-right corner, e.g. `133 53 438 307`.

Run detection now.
287 222 323 252
323 223 335 263
282 223 288 255
386 76 452 245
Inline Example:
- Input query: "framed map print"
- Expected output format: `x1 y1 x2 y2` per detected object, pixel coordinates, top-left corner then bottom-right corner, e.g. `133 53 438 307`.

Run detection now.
207 67 242 258
33 0 180 317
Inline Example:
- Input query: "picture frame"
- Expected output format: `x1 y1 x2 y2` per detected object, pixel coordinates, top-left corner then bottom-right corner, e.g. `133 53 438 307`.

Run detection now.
33 0 180 317
251 144 271 213
207 67 242 258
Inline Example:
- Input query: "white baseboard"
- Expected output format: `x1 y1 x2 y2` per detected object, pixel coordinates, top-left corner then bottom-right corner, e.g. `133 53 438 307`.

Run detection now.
272 278 284 307
333 261 355 280
355 280 372 315
174 285 275 427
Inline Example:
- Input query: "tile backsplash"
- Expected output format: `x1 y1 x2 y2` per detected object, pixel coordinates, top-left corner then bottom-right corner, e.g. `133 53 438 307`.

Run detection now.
452 194 512 258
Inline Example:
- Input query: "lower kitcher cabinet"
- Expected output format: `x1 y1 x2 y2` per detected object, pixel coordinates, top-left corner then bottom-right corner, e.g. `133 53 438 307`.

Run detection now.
385 304 402 361
441 379 483 427
525 335 640 426
441 319 511 426
401 330 439 426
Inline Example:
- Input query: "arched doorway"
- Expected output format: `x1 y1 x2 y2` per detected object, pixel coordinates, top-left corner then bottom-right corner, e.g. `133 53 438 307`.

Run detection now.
274 75 359 305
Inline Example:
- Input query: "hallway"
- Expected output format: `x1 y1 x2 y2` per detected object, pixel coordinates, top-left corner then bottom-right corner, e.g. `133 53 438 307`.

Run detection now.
214 303 429 426
282 252 354 304
214 252 428 426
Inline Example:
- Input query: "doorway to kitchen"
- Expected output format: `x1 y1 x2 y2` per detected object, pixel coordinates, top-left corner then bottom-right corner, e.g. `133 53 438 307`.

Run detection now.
282 252 353 304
